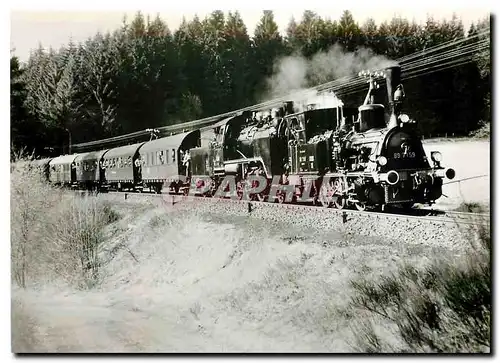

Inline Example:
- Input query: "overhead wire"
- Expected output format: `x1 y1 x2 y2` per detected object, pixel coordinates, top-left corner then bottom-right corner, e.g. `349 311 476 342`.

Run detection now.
332 39 489 96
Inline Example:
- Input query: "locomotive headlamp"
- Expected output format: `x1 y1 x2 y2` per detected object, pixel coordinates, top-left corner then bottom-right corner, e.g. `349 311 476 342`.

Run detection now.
398 114 410 123
431 151 442 163
377 156 388 166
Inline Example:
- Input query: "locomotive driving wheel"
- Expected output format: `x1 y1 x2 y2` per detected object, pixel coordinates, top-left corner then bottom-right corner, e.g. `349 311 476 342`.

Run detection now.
318 180 333 208
354 202 367 211
332 179 346 209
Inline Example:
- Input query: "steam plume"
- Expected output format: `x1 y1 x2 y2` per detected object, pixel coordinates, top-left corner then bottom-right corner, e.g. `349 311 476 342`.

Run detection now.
263 44 397 102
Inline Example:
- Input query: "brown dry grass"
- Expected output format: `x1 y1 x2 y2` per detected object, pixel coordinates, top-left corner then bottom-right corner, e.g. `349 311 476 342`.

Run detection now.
349 221 491 353
11 156 120 290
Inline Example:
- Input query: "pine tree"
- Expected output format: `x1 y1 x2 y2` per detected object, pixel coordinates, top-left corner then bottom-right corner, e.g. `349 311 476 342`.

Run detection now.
223 11 253 107
361 17 378 51
253 11 287 97
337 10 361 52
294 10 324 56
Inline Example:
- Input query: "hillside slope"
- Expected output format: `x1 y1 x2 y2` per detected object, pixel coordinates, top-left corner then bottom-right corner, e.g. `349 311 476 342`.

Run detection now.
12 201 469 353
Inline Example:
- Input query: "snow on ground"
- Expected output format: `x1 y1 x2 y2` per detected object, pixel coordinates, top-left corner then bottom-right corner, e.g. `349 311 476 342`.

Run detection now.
422 139 490 209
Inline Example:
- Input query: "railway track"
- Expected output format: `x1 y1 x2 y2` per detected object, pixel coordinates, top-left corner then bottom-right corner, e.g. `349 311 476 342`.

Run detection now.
76 189 489 227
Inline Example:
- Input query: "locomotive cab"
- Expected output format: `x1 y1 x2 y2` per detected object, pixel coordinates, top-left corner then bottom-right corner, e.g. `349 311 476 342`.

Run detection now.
285 108 339 175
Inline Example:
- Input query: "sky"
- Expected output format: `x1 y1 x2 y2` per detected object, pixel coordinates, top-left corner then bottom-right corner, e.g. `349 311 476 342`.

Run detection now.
10 1 492 62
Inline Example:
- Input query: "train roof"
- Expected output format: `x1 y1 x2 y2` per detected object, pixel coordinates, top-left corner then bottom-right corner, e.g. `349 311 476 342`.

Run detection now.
74 149 109 163
139 130 199 154
49 154 79 166
103 142 145 159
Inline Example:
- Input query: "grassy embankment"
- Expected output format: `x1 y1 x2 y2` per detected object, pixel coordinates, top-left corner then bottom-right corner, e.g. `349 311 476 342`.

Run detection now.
11 157 490 353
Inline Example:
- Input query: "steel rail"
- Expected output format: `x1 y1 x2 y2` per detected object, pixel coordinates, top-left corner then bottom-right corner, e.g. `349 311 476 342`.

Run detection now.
76 190 488 226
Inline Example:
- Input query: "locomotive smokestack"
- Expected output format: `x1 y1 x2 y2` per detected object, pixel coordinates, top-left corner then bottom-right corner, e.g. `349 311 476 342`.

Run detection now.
385 64 401 129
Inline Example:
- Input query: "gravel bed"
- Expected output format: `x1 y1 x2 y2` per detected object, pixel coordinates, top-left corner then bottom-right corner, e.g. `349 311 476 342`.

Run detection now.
95 193 477 249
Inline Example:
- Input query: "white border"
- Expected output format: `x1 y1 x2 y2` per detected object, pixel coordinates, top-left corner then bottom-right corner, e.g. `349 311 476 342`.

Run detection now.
3 0 497 360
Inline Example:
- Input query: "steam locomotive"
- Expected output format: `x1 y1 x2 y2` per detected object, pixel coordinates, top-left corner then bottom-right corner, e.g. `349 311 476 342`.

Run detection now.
27 64 455 212
188 64 456 210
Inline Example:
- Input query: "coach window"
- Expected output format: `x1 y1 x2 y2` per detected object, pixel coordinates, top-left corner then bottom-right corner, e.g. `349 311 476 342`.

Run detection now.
172 149 176 163
165 150 169 164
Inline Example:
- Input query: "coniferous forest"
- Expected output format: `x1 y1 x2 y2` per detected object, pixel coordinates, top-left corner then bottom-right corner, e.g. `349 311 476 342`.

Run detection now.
10 10 491 157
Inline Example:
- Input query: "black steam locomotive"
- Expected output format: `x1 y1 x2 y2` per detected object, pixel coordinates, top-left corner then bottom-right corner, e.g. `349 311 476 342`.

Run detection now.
27 64 455 212
189 64 456 210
